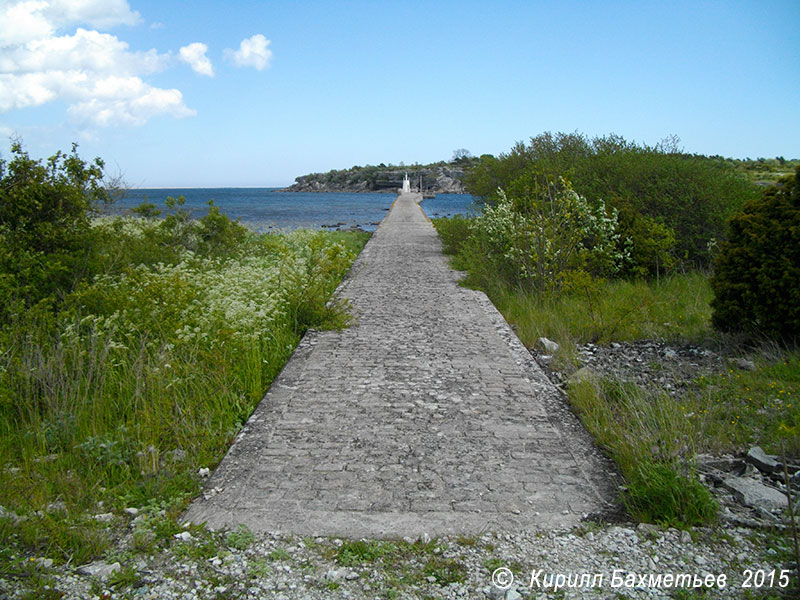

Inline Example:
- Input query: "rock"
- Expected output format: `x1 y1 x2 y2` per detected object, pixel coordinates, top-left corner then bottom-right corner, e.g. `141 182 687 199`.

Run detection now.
198 467 211 478
324 568 344 582
124 507 139 517
636 523 659 535
46 501 67 514
663 349 678 359
723 476 787 511
568 367 597 385
174 531 193 542
77 561 121 580
538 337 560 354
732 358 757 371
169 449 187 462
33 557 53 568
745 446 780 474
505 590 522 600
697 454 745 474
484 586 505 600
92 512 114 522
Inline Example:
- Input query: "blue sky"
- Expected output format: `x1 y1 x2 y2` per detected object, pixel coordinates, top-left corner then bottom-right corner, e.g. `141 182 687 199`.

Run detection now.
1 0 799 187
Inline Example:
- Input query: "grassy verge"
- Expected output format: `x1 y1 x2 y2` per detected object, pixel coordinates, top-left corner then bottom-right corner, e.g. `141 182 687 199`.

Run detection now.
0 217 369 568
433 216 800 529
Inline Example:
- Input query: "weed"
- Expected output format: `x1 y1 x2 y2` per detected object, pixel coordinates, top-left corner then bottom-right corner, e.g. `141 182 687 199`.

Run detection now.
225 524 255 551
454 534 478 547
336 540 391 566
568 374 717 527
246 557 270 578
108 564 140 589
623 461 717 528
422 556 467 585
267 548 291 561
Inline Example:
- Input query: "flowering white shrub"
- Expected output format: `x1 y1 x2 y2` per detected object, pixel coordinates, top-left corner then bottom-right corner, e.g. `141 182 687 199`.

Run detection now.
472 178 628 292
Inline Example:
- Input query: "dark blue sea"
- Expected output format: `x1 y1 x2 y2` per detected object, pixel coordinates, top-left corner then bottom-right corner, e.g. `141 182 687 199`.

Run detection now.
117 189 478 232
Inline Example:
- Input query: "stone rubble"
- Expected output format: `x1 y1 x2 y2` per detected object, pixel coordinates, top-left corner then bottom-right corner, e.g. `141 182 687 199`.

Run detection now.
0 519 786 599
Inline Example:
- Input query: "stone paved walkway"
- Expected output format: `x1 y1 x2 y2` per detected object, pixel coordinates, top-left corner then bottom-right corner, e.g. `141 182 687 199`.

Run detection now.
184 193 618 538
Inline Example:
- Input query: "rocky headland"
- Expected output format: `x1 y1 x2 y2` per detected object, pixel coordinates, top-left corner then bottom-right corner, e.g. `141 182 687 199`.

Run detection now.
281 164 469 194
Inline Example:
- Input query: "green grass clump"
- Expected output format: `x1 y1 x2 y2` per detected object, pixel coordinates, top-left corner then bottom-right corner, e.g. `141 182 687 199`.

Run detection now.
472 271 713 350
421 556 467 585
623 461 717 528
332 538 468 592
568 374 716 528
225 524 255 550
336 539 392 566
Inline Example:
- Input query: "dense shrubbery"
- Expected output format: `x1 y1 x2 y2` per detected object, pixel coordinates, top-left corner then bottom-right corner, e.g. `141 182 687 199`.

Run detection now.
446 176 624 294
0 142 368 563
465 132 757 275
710 167 800 341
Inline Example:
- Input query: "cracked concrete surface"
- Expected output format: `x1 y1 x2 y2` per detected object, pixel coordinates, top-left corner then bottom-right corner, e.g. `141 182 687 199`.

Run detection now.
184 193 618 538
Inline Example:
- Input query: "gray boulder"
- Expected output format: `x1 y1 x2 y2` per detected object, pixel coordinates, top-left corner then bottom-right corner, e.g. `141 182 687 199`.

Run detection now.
722 476 787 511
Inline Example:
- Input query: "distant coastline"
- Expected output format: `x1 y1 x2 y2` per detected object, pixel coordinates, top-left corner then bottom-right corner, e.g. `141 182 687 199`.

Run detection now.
280 160 474 195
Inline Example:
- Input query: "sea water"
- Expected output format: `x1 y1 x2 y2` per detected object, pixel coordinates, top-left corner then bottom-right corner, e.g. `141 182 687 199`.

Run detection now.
118 188 478 232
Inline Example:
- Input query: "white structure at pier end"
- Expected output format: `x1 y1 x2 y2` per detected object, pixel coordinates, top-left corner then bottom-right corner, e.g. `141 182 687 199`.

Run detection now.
401 171 411 193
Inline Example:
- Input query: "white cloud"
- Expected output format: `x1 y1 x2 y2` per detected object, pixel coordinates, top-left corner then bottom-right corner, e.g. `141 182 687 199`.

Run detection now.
67 77 195 127
46 0 140 29
179 42 214 77
225 34 272 71
0 0 194 128
0 28 166 75
0 0 140 45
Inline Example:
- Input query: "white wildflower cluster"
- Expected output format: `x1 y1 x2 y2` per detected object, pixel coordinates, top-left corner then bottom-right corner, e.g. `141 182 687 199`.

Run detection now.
173 255 283 345
70 229 355 354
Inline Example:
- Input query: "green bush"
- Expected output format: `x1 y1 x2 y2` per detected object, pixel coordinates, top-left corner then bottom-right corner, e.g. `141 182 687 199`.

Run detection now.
465 176 624 293
432 213 472 257
710 167 800 341
0 142 109 318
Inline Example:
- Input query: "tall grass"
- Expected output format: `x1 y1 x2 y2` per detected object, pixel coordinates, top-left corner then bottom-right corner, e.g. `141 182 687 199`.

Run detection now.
568 375 717 527
0 219 369 563
487 271 713 349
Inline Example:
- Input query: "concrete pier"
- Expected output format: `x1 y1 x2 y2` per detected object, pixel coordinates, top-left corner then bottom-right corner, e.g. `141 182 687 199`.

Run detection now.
184 192 617 538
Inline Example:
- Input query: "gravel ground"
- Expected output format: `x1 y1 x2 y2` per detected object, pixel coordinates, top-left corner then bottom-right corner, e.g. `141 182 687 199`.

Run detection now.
539 339 732 395
0 519 785 599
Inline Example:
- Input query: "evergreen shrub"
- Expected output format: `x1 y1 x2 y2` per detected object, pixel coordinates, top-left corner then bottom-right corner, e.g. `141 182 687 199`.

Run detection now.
710 167 800 341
